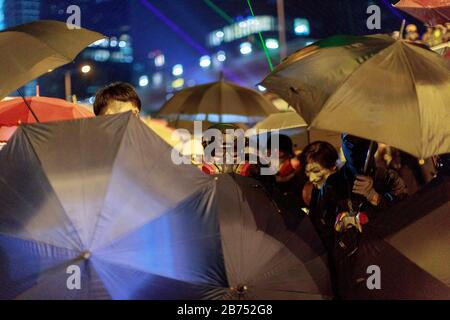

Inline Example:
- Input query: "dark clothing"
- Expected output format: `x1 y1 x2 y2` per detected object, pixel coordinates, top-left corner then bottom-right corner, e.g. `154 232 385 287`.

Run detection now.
308 163 408 299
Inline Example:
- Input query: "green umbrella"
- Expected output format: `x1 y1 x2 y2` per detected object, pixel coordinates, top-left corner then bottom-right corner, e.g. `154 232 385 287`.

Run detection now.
261 34 450 159
0 20 105 100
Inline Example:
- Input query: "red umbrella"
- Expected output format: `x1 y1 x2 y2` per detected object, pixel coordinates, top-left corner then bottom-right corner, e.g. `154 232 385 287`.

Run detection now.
0 96 94 142
395 0 450 26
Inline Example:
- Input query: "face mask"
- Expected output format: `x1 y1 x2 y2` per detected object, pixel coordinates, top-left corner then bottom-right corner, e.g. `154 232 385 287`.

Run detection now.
305 162 334 189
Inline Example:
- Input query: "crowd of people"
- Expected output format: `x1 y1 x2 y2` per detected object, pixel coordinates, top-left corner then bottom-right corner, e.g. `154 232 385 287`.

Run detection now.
7 80 446 299
404 23 450 47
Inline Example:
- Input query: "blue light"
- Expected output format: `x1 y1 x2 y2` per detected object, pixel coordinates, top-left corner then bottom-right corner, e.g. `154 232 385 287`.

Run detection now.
199 55 211 68
0 0 4 30
216 51 226 62
294 18 310 36
139 75 149 87
240 42 252 55
172 64 183 77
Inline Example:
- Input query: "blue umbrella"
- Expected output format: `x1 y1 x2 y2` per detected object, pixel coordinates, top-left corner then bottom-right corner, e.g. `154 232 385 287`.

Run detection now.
0 112 225 299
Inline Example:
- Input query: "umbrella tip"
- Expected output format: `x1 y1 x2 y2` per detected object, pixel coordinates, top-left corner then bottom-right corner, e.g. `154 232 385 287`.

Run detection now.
232 284 248 297
219 71 225 82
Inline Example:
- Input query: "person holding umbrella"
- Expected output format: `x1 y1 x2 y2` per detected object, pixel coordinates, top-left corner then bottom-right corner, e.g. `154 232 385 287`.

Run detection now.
299 140 340 297
93 82 141 117
325 134 408 298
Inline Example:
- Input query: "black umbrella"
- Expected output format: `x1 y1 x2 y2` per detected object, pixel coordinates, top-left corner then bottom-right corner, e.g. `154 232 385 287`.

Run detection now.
337 174 450 299
0 112 225 299
211 174 332 300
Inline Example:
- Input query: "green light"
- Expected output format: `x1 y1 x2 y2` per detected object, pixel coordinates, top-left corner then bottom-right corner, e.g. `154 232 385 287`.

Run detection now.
203 0 234 24
246 0 274 72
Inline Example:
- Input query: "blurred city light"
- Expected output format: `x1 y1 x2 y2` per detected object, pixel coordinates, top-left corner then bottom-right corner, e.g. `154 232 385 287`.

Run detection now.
118 40 127 48
216 51 226 62
152 73 163 87
294 18 310 36
172 64 184 76
257 85 267 92
154 54 165 67
265 38 279 50
110 37 118 47
172 78 185 89
215 31 224 38
240 42 252 55
199 55 212 68
139 75 149 87
81 65 92 74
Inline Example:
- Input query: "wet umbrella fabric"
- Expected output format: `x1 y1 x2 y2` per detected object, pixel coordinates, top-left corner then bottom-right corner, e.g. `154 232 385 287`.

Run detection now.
0 112 225 299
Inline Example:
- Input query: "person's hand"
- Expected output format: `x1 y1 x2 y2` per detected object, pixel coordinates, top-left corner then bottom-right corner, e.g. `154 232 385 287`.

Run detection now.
353 175 380 205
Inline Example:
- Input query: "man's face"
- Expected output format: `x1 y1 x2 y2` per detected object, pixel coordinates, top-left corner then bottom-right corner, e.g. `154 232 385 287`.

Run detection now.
305 162 334 189
100 100 139 116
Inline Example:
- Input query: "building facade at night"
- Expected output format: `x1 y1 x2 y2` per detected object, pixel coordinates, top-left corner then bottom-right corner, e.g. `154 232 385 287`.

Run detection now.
1 0 41 96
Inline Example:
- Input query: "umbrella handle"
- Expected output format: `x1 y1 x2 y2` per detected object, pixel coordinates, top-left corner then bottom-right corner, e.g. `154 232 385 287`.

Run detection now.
17 89 40 122
363 140 377 175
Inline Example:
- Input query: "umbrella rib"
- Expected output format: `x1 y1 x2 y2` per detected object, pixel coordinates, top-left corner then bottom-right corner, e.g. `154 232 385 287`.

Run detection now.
91 255 220 288
398 43 424 158
90 170 216 251
86 114 133 249
0 232 81 256
19 128 85 249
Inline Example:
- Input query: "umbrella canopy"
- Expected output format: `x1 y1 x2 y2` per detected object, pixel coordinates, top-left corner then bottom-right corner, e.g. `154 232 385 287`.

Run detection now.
0 96 94 142
0 112 225 299
395 0 450 26
0 112 332 300
261 34 450 159
337 174 450 299
255 111 307 131
0 20 105 100
157 79 278 119
211 174 332 300
0 126 17 143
